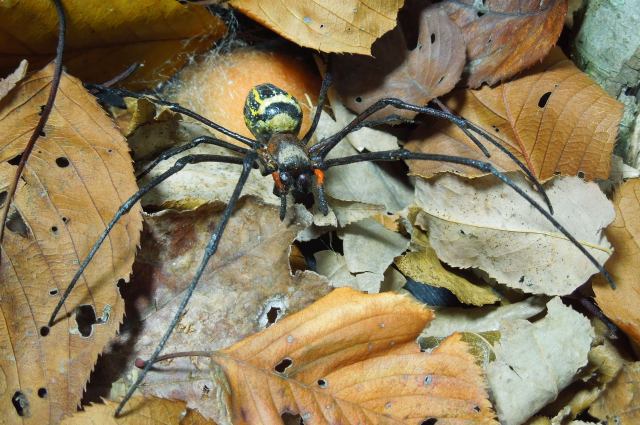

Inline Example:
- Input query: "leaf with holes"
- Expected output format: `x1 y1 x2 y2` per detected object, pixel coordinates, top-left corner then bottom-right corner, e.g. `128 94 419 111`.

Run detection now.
406 49 624 182
0 65 142 423
208 287 497 424
228 0 403 55
0 0 226 90
592 178 640 344
332 4 465 119
438 0 567 87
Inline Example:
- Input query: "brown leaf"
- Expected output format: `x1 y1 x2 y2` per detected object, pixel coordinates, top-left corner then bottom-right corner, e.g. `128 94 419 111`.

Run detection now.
60 397 216 425
593 178 640 344
0 0 226 90
406 49 623 182
228 0 404 55
212 287 497 424
0 65 141 422
589 361 640 423
439 0 567 87
333 5 465 119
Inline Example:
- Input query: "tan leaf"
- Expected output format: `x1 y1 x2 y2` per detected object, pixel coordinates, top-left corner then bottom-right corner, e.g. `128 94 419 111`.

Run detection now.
333 5 465 119
228 0 404 55
414 174 614 295
406 49 623 182
589 361 640 424
0 65 141 422
593 178 640 344
211 287 497 424
0 0 226 89
60 397 216 425
0 60 27 100
439 0 567 87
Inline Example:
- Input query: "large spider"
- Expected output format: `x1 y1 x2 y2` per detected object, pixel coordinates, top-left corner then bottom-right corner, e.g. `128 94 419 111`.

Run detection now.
41 72 615 415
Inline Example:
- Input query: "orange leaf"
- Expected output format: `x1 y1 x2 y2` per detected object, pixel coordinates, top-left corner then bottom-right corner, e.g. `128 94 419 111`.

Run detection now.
440 0 567 87
211 288 497 424
0 65 142 422
406 49 623 182
593 179 640 344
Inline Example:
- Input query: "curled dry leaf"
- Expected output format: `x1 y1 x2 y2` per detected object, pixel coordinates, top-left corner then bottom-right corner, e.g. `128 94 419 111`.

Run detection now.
487 298 594 425
211 287 498 424
0 0 225 89
593 178 640 344
414 174 614 295
589 361 640 423
439 0 567 87
60 397 215 425
332 5 465 119
229 0 403 55
0 60 27 99
0 65 141 422
406 49 624 182
97 198 330 419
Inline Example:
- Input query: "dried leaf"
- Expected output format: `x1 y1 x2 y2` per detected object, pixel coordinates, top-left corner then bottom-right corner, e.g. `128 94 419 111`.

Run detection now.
589 361 640 424
593 178 640 344
211 288 497 424
439 0 567 87
0 65 141 422
414 174 614 295
60 397 215 425
0 60 27 99
333 5 465 119
228 0 404 55
0 0 225 89
314 250 383 293
488 298 594 425
406 49 624 182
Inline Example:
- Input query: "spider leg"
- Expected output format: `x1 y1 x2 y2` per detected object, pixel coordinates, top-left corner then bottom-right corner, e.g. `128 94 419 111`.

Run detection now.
115 152 257 417
301 72 332 145
323 149 616 289
310 98 553 214
313 169 329 215
136 135 249 179
85 83 258 149
47 154 246 328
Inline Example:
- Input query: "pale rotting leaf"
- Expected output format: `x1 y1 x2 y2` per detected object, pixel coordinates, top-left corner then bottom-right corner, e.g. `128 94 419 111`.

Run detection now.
414 174 614 295
0 60 27 100
210 288 498 424
589 361 640 424
333 5 465 120
439 0 567 88
0 65 141 423
406 49 624 182
593 178 640 344
487 298 594 425
228 0 404 55
314 250 383 293
0 0 226 90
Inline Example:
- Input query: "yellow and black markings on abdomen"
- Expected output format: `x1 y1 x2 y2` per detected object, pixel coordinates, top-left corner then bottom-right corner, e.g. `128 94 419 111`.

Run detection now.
244 83 303 142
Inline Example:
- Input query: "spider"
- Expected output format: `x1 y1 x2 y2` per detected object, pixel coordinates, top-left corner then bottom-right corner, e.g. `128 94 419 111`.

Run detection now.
40 71 615 415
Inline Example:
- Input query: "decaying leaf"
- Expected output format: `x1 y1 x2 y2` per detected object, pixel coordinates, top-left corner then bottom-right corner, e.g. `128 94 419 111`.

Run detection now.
593 178 640 344
406 49 624 182
414 174 614 295
439 0 567 87
333 5 465 119
0 0 225 89
0 65 141 422
314 250 383 292
211 287 498 424
589 361 640 424
0 60 27 99
97 198 330 419
60 397 215 425
488 298 594 425
229 0 404 55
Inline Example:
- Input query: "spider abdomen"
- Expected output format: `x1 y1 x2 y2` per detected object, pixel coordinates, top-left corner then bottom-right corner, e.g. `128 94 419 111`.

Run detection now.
244 83 302 142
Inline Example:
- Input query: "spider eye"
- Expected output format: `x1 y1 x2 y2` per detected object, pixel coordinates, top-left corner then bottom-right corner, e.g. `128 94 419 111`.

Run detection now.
244 83 302 142
280 171 292 184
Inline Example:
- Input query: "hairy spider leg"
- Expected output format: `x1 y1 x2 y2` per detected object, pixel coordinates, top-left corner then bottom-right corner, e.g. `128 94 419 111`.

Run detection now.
114 152 257 417
310 97 554 214
301 72 332 145
0 0 66 247
313 168 329 214
47 154 246 328
323 149 616 289
136 135 249 179
84 84 258 149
